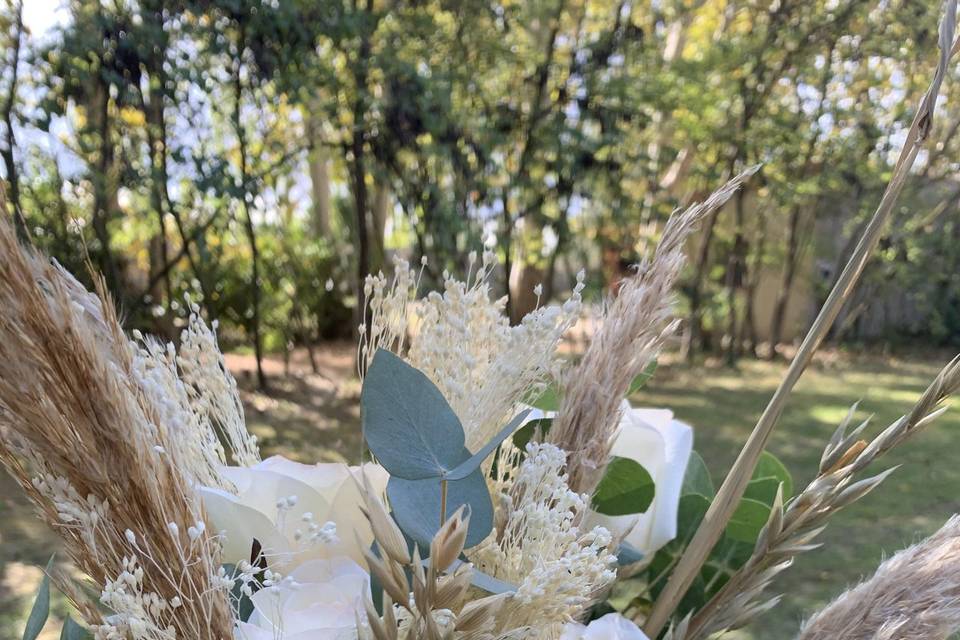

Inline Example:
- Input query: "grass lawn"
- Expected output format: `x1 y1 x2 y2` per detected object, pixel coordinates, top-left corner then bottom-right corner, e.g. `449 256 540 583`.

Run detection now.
1 347 957 638
632 351 960 638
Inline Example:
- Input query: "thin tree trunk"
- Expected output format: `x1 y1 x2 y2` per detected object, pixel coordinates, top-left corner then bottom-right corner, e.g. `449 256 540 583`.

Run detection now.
233 27 267 391
1 0 26 243
768 203 802 357
91 78 122 296
371 180 389 272
681 205 720 362
349 0 375 339
740 209 767 357
307 117 332 237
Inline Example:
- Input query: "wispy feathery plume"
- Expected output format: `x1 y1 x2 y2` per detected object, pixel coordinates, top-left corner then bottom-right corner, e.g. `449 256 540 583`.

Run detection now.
798 515 960 640
682 354 960 639
548 166 759 494
0 216 236 638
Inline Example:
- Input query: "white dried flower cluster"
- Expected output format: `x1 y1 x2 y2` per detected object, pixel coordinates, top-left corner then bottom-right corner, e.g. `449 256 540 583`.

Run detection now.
361 251 586 450
129 304 259 488
95 556 178 640
358 256 423 377
33 473 111 557
475 443 617 635
175 305 260 466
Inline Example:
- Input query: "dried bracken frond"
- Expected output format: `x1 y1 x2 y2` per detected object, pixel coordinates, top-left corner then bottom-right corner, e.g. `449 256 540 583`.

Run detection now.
682 355 960 640
0 216 236 638
798 515 960 640
548 166 759 494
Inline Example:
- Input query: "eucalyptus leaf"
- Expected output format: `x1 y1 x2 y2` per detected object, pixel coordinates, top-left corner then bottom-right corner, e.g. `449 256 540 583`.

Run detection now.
446 410 530 480
616 542 645 566
23 556 54 640
591 456 655 516
387 467 493 549
361 349 466 480
441 559 516 595
60 617 91 640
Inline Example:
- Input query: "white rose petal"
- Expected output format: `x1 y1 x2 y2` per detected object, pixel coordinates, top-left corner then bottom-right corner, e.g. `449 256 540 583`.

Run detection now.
560 613 650 639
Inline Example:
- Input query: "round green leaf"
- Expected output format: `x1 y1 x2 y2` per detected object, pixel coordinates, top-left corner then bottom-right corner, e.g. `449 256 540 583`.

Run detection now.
591 456 656 516
752 451 793 499
681 450 714 498
726 498 772 543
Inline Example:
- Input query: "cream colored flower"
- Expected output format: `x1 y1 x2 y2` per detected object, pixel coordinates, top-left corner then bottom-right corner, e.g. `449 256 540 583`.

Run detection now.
560 613 650 639
584 401 692 558
200 456 389 570
234 556 368 640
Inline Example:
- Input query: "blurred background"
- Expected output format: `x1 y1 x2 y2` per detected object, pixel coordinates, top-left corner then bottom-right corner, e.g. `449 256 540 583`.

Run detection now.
2 0 960 637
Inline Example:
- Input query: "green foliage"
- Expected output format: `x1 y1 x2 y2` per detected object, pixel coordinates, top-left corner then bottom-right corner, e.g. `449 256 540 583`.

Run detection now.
627 449 793 621
592 456 656 517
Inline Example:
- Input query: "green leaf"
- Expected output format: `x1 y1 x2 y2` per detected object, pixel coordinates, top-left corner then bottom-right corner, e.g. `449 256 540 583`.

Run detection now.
523 382 561 411
386 466 493 550
627 360 658 396
753 452 793 499
743 476 781 507
60 617 91 640
23 556 54 640
591 456 656 516
512 418 552 451
446 410 530 481
726 498 771 543
361 349 466 480
681 450 714 498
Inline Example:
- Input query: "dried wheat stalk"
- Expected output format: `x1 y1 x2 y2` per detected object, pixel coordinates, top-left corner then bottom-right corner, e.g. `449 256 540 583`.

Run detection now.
0 214 234 637
683 355 960 639
798 514 960 640
548 165 759 494
644 1 960 633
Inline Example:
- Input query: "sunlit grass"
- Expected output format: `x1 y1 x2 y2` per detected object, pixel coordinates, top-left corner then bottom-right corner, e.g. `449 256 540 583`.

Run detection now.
633 352 960 638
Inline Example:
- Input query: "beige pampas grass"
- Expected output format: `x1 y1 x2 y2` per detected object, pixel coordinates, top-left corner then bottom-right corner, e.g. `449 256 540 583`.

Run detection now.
548 166 759 494
798 515 960 640
0 215 235 638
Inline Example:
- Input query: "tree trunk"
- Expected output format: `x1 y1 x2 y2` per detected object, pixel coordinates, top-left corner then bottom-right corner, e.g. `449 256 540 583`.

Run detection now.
307 119 332 237
91 78 122 297
233 29 267 391
681 206 720 362
768 204 803 357
1 0 27 243
371 180 389 272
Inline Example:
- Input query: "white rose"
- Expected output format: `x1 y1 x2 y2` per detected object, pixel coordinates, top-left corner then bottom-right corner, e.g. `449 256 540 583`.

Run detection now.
199 455 389 570
234 556 367 640
583 401 693 558
560 613 650 639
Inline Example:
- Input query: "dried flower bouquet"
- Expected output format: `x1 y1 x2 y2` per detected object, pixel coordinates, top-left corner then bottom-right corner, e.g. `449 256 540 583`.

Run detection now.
3 2 960 640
